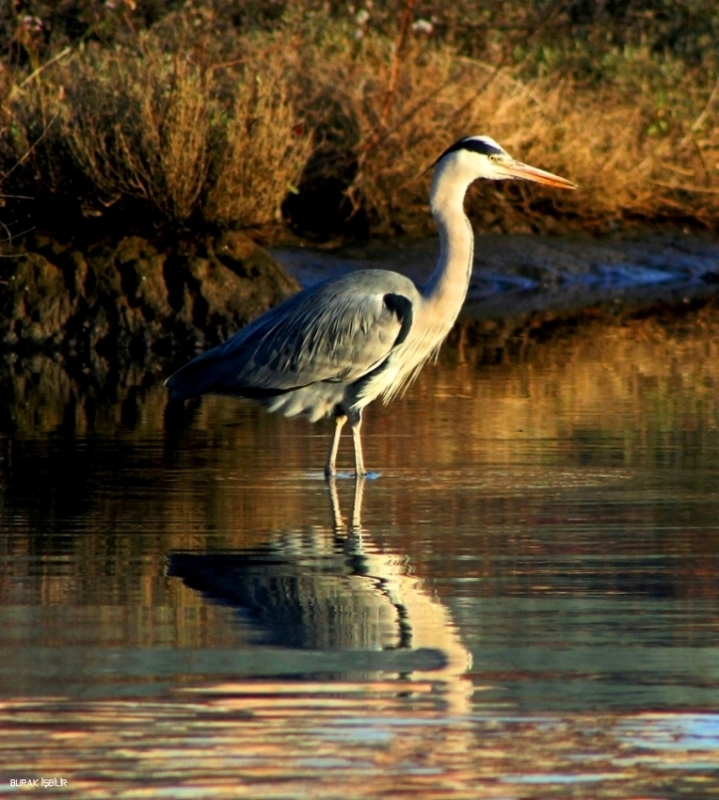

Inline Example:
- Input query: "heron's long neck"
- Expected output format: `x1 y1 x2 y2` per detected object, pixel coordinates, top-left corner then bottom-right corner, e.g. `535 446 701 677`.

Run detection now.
422 168 475 335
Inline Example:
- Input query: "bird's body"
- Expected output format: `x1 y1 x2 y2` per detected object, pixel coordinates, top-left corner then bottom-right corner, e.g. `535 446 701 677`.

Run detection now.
166 135 576 475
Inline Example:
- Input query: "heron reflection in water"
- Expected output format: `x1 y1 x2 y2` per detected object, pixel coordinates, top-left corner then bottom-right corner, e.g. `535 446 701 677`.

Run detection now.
168 476 472 699
166 137 576 475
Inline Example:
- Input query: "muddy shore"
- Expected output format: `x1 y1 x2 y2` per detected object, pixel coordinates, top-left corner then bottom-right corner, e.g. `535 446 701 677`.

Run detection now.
0 232 299 370
4 231 719 364
274 232 719 355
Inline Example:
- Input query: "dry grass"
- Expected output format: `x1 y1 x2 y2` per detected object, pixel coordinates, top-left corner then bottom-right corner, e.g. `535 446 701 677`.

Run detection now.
4 27 310 230
326 36 719 234
59 45 214 223
1 1 718 238
204 56 311 228
66 40 307 228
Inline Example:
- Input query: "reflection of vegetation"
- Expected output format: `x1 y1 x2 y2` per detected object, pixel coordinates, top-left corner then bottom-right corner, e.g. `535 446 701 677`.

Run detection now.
1 1 718 241
448 308 719 475
3 307 719 453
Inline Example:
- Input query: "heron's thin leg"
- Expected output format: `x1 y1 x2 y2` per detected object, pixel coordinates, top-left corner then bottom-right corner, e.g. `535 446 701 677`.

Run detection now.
325 415 346 477
349 412 366 477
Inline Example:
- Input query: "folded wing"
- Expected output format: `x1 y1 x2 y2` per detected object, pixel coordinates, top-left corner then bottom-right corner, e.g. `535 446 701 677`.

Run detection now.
165 272 415 401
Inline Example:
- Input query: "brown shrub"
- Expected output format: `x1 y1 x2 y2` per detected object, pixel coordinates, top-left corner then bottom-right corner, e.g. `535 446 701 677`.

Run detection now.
6 30 310 230
204 55 311 228
59 45 214 223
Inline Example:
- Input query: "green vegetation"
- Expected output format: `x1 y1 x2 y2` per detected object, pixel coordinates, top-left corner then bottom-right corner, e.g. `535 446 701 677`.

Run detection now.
1 0 718 244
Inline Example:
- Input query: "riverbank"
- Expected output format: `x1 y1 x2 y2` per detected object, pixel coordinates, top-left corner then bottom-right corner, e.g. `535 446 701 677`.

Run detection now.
2 1 718 378
4 229 718 371
0 231 298 368
2 229 719 442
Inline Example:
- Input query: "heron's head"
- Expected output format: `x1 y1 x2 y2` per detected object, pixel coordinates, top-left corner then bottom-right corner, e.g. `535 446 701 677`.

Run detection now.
433 135 577 190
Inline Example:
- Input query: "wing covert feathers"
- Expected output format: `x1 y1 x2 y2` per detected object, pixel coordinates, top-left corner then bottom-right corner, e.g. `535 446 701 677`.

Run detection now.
165 271 417 401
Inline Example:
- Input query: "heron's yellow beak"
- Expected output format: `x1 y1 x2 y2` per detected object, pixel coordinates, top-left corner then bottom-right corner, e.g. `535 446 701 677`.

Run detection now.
499 159 577 190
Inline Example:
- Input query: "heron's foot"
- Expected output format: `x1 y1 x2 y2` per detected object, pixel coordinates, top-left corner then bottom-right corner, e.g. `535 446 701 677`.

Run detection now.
354 468 380 480
325 462 379 480
360 470 380 481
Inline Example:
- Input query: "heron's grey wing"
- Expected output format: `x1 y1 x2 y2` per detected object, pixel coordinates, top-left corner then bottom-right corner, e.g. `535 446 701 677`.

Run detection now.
165 271 416 400
216 281 412 392
211 275 414 394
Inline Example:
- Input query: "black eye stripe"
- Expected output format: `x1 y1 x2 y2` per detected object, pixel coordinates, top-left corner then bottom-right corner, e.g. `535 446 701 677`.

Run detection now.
432 137 504 168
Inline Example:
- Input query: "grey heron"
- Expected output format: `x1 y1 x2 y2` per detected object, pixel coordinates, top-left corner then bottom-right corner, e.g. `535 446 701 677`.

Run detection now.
165 135 576 476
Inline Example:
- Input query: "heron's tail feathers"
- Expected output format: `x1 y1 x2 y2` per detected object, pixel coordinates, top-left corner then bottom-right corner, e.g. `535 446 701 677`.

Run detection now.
164 349 220 401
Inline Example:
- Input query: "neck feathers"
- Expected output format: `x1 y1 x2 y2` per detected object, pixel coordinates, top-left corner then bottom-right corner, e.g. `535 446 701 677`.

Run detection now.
423 157 476 327
379 156 477 403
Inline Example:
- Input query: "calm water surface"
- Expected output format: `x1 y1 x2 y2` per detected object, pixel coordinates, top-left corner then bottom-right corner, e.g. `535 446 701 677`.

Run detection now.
2 316 719 797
